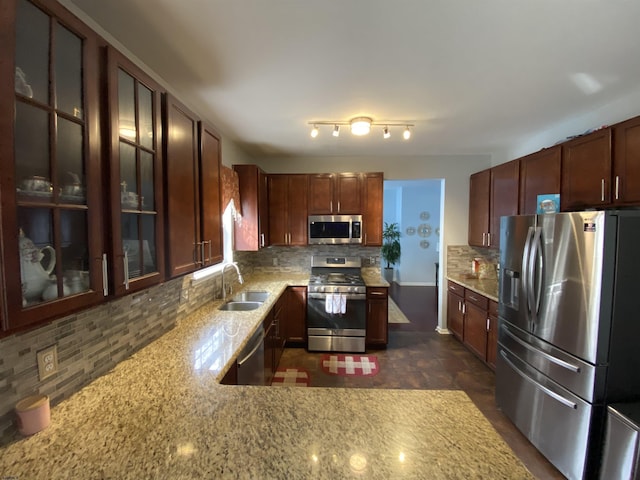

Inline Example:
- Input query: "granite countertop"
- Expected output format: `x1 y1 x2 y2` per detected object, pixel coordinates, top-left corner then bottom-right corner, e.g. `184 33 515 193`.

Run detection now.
446 273 499 302
0 272 532 479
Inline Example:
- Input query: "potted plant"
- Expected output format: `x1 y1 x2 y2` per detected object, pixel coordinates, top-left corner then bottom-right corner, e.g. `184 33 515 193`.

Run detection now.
381 222 401 283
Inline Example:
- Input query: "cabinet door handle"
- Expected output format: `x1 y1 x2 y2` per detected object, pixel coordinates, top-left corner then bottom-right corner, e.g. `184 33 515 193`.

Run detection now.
260 233 265 248
200 241 206 266
102 253 109 296
337 201 341 212
482 232 486 246
123 251 130 290
601 179 605 202
615 176 620 200
330 200 333 212
194 242 203 265
486 318 490 331
370 291 386 296
462 303 466 314
487 232 491 247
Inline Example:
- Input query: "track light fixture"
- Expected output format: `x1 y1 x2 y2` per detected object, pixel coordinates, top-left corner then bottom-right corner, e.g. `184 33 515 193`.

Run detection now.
308 117 414 140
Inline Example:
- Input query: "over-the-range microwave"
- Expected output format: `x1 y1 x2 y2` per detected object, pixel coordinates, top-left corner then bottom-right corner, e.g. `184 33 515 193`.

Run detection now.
308 215 362 245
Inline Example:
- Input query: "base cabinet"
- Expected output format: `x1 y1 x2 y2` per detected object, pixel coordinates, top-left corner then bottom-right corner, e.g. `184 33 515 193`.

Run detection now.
283 286 307 345
366 287 388 347
447 280 497 370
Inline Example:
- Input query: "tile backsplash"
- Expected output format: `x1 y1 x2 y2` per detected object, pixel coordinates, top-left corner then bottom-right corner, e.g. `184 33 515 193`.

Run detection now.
447 245 499 279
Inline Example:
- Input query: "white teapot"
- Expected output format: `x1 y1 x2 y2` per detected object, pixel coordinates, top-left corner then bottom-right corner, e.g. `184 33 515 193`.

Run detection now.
19 229 56 303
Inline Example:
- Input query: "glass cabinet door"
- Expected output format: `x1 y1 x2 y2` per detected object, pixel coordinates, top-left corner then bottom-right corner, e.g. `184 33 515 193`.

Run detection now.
1 0 103 329
107 48 165 295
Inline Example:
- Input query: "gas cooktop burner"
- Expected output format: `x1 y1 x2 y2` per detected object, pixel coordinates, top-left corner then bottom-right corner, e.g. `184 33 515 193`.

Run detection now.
310 273 365 286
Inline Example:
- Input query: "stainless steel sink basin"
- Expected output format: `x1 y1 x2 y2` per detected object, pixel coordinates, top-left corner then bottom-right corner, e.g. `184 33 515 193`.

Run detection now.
231 291 270 303
218 301 262 312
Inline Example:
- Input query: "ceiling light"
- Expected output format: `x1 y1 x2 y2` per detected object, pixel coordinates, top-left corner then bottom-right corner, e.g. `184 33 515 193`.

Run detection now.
307 117 414 139
403 126 411 140
350 117 372 136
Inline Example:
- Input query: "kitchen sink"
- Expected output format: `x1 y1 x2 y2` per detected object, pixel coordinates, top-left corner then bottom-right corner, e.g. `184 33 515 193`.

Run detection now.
231 291 269 303
218 301 263 312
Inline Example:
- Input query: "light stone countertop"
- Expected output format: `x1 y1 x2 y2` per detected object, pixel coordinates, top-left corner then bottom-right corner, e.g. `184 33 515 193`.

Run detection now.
0 272 533 479
446 274 499 302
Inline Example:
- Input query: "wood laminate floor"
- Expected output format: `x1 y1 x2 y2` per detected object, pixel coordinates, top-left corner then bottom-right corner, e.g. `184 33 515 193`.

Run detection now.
278 284 565 480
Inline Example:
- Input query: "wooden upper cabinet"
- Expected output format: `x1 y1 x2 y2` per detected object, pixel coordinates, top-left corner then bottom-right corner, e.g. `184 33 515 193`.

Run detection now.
363 172 383 246
468 169 490 247
199 122 223 266
268 174 308 246
1 0 106 331
489 159 519 249
561 128 612 211
518 146 561 215
308 173 361 214
107 47 165 296
233 164 269 251
163 94 201 278
613 115 640 206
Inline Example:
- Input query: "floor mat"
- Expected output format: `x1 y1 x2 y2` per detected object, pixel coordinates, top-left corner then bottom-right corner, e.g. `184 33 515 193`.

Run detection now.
271 368 310 386
320 354 379 376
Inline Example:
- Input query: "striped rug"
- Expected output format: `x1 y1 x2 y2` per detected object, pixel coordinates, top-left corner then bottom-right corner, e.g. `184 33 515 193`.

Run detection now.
320 354 379 377
271 368 310 387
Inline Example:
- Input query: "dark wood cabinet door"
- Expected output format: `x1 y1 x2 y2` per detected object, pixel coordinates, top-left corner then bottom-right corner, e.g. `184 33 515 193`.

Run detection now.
1 0 106 330
363 172 383 246
464 302 488 361
447 292 464 341
264 313 275 386
613 116 640 205
284 286 307 344
561 129 612 211
199 122 223 266
267 175 289 246
468 169 490 247
233 164 268 250
107 47 166 296
164 94 201 277
288 174 308 245
489 159 519 249
336 173 361 214
519 146 561 215
308 174 334 214
366 287 388 347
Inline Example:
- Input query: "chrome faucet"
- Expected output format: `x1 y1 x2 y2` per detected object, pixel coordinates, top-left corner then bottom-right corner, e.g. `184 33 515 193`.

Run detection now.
222 262 244 299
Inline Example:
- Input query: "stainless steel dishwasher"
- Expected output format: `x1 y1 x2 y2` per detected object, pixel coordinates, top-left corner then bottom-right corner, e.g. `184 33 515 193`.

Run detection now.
236 327 265 385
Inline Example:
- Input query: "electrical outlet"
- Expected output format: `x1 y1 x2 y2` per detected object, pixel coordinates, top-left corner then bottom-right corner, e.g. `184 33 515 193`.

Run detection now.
37 345 58 381
369 256 376 265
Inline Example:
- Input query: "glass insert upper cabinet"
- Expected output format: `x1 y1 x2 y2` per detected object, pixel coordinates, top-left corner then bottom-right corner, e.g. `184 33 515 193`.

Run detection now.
0 0 105 331
106 47 165 295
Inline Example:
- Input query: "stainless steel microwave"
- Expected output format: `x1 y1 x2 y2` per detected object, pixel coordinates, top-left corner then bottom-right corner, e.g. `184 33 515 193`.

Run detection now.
308 215 362 244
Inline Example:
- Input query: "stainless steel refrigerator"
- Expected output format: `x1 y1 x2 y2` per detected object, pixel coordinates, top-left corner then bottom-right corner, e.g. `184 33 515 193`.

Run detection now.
495 210 640 480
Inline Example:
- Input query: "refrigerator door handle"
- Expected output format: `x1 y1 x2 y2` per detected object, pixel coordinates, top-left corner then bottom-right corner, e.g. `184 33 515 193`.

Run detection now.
522 226 535 319
530 226 543 322
499 350 577 409
503 327 581 373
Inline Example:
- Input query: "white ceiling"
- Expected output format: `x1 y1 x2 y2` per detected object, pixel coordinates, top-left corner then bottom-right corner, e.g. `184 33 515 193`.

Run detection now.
67 0 640 159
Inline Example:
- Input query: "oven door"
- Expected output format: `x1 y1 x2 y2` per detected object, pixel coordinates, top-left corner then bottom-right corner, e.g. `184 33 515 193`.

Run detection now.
307 292 366 352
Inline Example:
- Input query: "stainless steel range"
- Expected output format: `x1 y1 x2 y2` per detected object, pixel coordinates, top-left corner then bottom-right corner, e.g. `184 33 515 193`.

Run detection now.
307 255 366 353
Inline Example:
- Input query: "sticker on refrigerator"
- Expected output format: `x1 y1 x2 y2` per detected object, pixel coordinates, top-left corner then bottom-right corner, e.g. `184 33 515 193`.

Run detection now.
584 222 596 232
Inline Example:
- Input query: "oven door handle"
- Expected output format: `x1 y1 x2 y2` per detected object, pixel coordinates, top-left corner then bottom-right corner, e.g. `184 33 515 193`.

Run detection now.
308 292 366 300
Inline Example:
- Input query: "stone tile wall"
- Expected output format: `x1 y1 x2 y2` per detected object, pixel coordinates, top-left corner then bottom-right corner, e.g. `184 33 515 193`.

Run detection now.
0 272 223 445
446 245 500 279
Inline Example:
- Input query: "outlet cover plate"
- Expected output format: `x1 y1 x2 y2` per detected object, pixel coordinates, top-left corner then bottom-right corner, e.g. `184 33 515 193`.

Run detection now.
37 344 58 381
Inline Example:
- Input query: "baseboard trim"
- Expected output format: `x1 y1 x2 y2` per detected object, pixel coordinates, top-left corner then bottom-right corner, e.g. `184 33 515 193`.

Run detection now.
396 281 436 287
435 326 450 335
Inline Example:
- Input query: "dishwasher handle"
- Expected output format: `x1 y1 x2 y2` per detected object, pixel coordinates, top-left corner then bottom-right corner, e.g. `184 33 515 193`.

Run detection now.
237 330 265 367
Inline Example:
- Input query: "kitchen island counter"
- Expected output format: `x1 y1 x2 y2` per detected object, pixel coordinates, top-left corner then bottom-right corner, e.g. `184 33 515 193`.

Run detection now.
0 272 532 479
